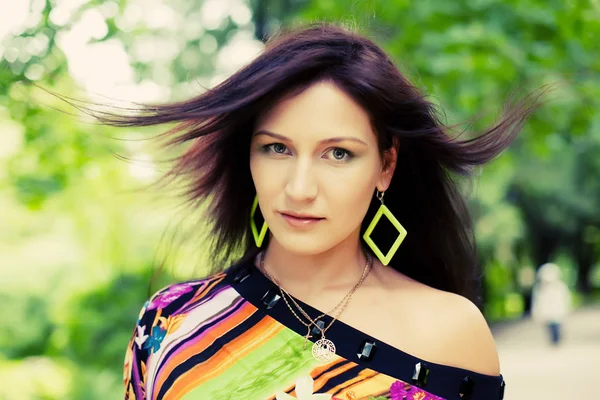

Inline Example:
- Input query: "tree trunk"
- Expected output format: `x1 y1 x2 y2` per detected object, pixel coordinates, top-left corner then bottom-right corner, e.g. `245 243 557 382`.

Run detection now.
522 223 559 314
253 0 268 42
575 229 593 294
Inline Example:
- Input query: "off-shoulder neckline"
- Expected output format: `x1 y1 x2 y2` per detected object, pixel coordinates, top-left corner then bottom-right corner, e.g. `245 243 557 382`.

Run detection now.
222 259 505 400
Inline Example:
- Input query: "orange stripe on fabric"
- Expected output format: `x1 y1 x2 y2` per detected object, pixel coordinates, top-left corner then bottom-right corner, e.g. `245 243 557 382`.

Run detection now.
265 358 344 399
268 359 359 399
189 273 227 303
330 370 392 399
311 358 352 377
312 361 360 392
151 300 257 398
165 315 283 399
280 360 359 398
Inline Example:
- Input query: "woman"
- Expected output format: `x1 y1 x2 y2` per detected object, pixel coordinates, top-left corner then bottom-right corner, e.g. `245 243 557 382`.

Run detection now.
531 262 571 346
121 24 538 399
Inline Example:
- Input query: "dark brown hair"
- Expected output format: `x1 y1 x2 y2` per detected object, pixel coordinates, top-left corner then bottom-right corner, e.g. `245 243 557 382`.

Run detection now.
89 23 542 303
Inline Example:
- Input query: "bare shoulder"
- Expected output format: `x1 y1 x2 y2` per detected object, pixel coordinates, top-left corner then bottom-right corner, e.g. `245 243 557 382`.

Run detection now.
376 270 500 376
430 289 501 375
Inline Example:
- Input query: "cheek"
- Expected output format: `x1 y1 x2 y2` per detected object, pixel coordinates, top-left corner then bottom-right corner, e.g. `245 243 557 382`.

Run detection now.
323 165 377 218
249 153 283 198
249 152 260 185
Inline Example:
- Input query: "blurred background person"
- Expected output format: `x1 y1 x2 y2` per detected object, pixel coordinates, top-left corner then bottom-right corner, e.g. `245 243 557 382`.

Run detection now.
531 262 572 346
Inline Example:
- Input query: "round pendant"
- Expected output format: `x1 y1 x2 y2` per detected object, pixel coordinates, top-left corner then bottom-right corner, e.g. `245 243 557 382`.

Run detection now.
312 338 336 362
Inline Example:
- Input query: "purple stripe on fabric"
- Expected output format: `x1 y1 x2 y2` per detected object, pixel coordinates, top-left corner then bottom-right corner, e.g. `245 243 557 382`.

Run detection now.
132 350 144 400
152 292 249 387
161 294 246 362
175 283 232 316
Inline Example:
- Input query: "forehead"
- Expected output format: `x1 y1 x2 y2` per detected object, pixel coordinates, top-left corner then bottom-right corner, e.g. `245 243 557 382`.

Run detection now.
255 81 375 142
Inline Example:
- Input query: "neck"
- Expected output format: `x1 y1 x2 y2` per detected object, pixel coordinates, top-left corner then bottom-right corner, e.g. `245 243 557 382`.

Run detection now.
258 232 369 299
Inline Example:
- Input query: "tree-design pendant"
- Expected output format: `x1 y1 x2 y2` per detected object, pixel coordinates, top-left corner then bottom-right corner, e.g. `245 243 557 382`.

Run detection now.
312 338 336 362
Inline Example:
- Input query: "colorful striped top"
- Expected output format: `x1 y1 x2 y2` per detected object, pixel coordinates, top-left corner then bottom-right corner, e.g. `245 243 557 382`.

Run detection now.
123 259 506 400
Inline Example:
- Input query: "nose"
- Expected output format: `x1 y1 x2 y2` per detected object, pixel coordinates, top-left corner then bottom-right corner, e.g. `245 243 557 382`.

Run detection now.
284 158 318 202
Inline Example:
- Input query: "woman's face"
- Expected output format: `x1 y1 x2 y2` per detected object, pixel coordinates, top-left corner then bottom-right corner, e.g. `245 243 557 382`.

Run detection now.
249 81 397 255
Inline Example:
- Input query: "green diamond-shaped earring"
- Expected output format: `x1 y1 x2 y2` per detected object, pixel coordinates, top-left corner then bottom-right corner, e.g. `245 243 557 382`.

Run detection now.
362 190 407 266
250 195 268 247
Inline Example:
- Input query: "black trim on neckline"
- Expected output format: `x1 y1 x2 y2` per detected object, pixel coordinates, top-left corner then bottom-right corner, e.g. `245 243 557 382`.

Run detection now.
224 260 505 400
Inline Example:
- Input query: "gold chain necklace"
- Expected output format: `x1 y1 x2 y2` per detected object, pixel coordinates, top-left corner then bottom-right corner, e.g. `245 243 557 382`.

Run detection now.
258 251 372 362
278 254 371 346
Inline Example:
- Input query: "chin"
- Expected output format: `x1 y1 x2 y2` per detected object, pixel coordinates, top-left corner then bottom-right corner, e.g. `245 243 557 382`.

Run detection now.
274 236 337 256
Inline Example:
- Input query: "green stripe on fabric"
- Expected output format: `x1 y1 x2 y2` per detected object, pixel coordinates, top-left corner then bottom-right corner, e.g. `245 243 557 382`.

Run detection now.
183 328 320 400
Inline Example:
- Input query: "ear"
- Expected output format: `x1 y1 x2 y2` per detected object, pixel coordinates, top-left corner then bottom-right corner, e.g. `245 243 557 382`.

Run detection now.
377 138 399 192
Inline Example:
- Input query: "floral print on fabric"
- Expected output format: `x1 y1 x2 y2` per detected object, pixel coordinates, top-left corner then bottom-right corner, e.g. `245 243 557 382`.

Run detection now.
134 325 149 349
158 313 186 335
143 325 167 354
146 283 194 310
276 375 337 400
386 380 444 400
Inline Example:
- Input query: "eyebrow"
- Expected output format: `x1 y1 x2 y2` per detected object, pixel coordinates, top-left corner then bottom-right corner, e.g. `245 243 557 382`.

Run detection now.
253 130 368 146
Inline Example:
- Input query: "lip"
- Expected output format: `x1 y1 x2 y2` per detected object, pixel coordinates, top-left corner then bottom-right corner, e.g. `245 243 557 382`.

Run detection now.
280 211 323 219
279 212 324 228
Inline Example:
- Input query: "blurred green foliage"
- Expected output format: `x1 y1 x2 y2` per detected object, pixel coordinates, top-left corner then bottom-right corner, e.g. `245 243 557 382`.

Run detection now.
0 0 599 398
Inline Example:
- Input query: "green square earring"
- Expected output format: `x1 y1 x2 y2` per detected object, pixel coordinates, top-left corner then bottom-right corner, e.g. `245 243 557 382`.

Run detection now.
362 190 407 266
250 195 269 247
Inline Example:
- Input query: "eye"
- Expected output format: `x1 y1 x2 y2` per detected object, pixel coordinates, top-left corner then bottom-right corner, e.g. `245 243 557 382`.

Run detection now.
327 148 353 161
264 143 289 154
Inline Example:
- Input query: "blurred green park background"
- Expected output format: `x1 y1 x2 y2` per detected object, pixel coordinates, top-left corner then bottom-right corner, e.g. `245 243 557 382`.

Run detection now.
1 0 599 399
